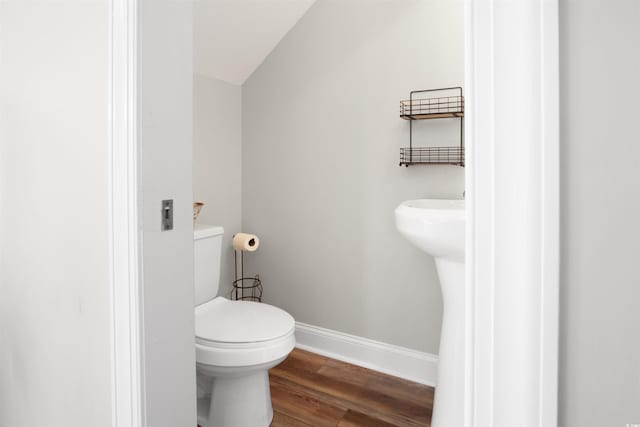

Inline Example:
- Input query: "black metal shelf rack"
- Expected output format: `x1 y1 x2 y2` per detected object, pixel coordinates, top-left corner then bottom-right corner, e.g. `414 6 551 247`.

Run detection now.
399 87 464 167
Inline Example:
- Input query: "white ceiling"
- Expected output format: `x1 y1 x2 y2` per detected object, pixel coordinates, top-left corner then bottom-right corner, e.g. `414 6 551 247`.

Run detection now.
194 0 316 85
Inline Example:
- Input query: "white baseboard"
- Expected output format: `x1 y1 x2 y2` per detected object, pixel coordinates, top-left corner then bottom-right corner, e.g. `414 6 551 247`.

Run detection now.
294 322 438 387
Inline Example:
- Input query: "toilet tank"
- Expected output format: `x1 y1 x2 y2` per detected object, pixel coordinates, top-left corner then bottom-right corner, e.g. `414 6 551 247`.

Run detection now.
194 224 224 306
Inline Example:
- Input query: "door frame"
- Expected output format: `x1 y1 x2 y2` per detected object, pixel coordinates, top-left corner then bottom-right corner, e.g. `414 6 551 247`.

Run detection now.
464 0 559 425
109 0 144 425
108 0 560 425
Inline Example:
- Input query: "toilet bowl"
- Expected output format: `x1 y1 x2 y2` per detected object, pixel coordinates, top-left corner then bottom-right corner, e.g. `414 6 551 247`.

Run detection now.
194 226 295 427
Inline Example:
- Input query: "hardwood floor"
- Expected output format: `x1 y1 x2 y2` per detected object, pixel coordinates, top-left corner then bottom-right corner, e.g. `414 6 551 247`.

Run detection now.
269 349 434 427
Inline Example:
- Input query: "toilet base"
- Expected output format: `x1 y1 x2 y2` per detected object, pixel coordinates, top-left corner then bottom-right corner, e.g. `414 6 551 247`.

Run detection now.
197 357 286 427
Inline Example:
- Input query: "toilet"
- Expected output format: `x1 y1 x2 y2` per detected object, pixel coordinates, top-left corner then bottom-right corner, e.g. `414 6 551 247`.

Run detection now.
194 225 295 427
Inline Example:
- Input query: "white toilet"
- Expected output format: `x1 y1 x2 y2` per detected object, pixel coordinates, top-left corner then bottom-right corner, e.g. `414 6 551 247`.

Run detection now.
194 225 296 427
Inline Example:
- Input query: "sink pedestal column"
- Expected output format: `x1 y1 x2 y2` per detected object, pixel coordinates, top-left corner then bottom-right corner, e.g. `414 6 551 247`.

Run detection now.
393 199 465 426
431 258 465 427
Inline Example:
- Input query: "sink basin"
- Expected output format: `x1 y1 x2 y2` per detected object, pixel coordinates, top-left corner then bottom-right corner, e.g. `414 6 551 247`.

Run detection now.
394 199 465 427
395 199 465 262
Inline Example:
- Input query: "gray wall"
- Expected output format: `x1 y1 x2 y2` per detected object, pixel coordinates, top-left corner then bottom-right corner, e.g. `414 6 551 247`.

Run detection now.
193 74 242 298
242 0 464 353
0 2 112 426
140 1 196 425
560 1 640 425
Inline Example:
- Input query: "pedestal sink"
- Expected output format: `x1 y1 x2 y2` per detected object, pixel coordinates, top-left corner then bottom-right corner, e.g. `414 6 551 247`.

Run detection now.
394 199 465 427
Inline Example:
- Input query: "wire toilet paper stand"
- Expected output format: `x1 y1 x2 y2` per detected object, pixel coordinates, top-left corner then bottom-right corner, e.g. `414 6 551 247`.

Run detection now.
232 249 263 302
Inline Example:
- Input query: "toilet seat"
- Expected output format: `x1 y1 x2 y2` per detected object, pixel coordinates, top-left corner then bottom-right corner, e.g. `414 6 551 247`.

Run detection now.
196 297 294 343
195 297 295 367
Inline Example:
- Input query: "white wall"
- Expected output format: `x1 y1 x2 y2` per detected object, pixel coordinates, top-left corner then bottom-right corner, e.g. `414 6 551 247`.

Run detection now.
560 0 640 425
0 2 112 426
242 0 464 353
140 1 196 426
193 74 242 298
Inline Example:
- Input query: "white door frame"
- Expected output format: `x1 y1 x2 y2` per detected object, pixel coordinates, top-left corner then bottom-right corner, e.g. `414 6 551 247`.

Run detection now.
108 0 560 425
464 0 559 425
109 0 144 426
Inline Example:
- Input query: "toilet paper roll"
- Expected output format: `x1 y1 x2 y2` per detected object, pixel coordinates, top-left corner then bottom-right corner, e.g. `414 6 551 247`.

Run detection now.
233 233 260 252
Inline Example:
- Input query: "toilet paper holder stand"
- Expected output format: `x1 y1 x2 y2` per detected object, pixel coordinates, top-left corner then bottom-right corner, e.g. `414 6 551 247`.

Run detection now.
232 249 263 302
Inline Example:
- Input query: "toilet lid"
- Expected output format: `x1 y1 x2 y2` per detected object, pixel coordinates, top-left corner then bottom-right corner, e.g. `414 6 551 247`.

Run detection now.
195 297 295 344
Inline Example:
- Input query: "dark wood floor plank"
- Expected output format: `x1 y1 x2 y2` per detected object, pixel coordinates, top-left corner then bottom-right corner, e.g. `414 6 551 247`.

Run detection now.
270 375 347 427
271 370 430 425
270 353 431 427
270 410 315 427
272 348 328 376
318 358 435 408
337 409 400 427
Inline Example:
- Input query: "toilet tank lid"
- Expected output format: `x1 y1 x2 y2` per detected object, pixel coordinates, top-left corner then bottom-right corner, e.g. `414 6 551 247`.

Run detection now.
194 224 224 240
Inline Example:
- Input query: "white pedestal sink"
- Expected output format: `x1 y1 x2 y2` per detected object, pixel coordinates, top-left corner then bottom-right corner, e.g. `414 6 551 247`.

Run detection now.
394 199 465 427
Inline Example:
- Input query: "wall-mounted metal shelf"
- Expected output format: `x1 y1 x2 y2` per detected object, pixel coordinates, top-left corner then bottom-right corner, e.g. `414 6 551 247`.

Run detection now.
399 87 464 167
400 146 464 165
